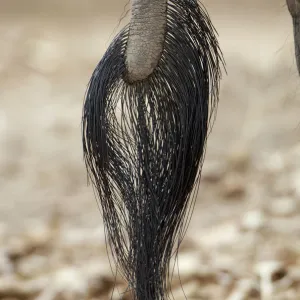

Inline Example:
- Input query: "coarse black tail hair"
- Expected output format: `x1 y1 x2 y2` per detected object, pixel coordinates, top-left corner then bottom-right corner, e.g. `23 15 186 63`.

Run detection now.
82 0 224 299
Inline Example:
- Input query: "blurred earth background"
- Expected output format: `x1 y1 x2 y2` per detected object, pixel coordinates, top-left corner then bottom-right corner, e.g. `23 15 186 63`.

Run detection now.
1 0 300 299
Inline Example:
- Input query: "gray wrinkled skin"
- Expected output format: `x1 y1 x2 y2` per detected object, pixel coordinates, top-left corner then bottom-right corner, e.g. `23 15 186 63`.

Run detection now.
287 0 300 74
126 0 167 82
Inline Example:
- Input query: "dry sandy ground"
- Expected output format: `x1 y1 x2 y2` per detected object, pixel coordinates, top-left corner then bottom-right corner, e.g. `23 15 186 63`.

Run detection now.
1 0 300 299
